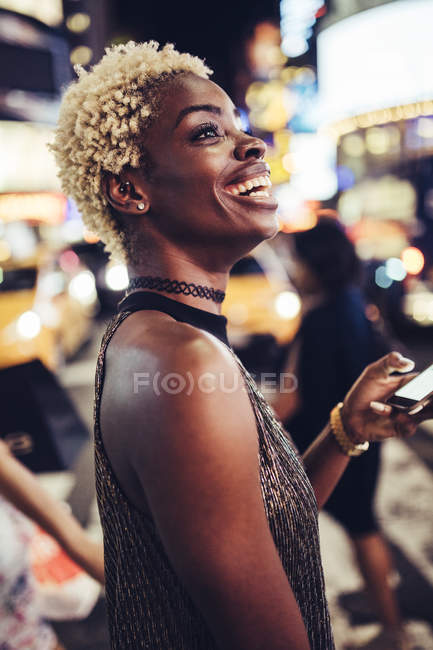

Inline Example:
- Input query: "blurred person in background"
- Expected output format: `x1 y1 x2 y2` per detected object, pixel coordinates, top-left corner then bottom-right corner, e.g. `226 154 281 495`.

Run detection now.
50 41 430 650
0 439 104 650
273 217 405 649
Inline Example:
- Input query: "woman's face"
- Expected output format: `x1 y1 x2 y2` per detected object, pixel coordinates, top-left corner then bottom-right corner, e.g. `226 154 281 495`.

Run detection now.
136 73 279 263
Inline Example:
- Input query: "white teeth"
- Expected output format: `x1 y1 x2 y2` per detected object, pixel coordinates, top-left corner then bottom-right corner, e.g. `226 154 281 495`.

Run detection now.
226 174 272 195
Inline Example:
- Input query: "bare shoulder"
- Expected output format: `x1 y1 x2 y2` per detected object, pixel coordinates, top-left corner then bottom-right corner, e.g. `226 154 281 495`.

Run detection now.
107 308 237 385
100 308 259 514
102 309 254 449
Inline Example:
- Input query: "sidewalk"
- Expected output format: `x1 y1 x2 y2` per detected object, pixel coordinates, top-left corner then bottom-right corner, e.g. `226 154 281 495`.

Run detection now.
320 435 433 649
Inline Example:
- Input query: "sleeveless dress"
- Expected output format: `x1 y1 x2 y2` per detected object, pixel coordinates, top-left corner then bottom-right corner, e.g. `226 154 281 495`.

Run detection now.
94 291 335 649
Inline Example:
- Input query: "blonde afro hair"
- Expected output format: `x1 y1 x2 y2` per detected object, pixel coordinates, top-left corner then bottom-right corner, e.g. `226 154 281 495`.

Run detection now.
50 41 212 262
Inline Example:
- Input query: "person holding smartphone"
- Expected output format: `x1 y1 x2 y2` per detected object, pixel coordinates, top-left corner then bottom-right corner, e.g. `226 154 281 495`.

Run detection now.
272 218 413 649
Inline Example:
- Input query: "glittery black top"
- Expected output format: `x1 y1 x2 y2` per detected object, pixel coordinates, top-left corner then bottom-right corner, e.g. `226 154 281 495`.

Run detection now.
94 291 334 649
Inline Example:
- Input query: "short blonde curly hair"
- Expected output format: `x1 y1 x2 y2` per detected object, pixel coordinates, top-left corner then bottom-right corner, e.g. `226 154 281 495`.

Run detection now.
50 41 212 262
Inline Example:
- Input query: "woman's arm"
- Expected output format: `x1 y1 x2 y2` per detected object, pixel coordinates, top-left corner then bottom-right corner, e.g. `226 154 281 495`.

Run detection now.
0 440 104 584
301 423 349 509
122 333 311 650
302 351 423 509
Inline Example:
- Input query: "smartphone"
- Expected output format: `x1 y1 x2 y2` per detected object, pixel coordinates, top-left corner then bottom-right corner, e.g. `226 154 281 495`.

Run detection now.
387 362 433 413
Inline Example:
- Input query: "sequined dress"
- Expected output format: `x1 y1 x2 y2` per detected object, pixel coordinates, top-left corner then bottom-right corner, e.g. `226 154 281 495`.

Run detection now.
94 291 335 649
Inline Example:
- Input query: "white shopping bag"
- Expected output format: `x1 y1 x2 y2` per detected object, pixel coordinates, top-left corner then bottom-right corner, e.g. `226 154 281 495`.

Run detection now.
30 526 101 621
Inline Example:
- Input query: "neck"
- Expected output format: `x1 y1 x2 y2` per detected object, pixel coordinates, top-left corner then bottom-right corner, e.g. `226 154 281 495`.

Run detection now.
128 251 230 315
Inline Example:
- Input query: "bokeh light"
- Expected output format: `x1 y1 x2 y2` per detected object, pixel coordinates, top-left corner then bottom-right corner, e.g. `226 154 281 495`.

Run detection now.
68 271 96 304
416 117 433 139
17 311 41 339
105 264 129 291
70 46 93 66
385 257 407 281
375 266 393 289
365 127 390 155
66 13 91 33
274 291 301 319
336 166 355 191
341 133 365 157
59 249 80 273
83 229 100 244
401 247 425 275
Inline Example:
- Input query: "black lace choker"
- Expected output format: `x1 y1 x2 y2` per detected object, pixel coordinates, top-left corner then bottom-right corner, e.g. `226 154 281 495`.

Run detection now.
127 276 226 304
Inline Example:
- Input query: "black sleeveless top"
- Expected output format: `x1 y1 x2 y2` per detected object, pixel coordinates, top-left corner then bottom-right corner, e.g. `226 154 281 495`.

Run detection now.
94 291 334 649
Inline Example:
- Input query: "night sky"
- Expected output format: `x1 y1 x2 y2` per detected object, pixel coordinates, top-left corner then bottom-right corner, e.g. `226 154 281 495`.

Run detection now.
110 0 280 95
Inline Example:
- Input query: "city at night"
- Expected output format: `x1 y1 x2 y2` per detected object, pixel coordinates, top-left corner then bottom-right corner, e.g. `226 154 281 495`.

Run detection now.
1 1 433 649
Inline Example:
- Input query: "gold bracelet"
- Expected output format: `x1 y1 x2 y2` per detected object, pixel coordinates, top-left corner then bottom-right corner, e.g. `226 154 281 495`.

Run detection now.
330 402 369 457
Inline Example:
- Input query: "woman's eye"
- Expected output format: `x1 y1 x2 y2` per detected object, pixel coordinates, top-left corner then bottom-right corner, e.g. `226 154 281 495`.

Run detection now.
193 123 222 140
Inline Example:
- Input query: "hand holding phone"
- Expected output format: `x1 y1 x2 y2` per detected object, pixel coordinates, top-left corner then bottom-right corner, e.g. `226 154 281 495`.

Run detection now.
341 351 432 445
386 362 433 414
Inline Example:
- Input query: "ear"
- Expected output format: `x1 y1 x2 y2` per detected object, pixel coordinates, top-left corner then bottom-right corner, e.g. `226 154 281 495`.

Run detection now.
103 172 150 215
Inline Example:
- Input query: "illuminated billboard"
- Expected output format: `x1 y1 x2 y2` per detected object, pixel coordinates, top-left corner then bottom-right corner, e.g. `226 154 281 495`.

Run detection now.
0 0 62 26
317 0 433 123
0 192 67 224
0 121 60 192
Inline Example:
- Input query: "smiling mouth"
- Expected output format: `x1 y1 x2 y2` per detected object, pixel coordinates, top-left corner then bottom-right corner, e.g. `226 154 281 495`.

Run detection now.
224 174 272 198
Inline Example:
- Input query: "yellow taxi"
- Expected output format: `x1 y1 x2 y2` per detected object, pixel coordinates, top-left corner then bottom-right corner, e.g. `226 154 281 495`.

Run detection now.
222 243 301 372
0 250 97 371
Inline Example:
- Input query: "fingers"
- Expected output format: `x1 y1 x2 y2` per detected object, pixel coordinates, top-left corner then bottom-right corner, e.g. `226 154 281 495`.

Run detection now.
368 403 418 439
367 351 415 379
413 404 433 423
370 401 392 415
384 351 415 374
369 401 420 438
408 403 425 416
408 400 433 419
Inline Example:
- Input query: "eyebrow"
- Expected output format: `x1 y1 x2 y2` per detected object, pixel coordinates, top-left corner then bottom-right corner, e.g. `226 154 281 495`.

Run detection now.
174 104 241 129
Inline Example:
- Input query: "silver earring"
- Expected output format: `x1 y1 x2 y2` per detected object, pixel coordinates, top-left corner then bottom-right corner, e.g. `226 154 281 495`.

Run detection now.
137 202 145 211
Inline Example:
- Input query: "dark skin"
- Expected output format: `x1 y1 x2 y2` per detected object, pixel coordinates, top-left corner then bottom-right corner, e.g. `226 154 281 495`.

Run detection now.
101 73 432 649
105 72 279 307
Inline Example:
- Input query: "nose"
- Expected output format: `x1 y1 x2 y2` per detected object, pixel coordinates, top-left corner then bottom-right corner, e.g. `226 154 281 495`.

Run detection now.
233 133 266 161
